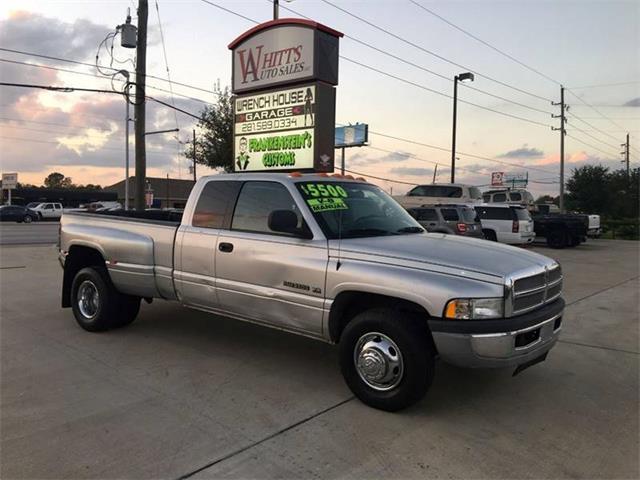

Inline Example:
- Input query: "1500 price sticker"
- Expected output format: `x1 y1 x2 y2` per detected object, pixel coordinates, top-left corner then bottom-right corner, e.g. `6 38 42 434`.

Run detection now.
300 183 348 198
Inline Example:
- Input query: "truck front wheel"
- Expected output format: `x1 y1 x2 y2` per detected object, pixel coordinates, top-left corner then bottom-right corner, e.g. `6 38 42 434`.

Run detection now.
71 266 140 332
339 309 435 411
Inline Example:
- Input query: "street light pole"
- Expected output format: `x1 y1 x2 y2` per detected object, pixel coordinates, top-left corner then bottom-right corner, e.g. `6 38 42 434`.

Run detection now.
273 0 279 20
450 72 474 184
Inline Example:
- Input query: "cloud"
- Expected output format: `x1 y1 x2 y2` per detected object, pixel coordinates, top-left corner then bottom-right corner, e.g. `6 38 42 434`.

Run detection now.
497 144 544 159
0 11 112 66
388 166 433 177
347 150 411 166
623 97 640 107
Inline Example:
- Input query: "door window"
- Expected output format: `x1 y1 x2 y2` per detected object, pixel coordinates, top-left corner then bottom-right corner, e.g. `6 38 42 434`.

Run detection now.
192 181 241 229
44 204 53 210
475 207 514 220
416 208 438 221
232 182 302 235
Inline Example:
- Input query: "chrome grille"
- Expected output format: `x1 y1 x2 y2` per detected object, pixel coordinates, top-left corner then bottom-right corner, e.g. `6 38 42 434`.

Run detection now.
511 265 563 315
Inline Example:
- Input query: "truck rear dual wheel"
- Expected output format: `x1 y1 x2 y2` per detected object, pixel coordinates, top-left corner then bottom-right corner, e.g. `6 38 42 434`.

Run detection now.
71 266 141 332
339 308 435 412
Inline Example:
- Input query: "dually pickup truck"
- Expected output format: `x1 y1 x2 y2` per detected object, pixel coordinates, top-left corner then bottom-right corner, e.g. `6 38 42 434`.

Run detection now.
59 173 564 411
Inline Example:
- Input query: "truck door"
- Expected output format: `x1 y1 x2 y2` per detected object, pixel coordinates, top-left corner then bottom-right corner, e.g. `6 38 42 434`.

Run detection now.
174 180 241 309
215 181 328 337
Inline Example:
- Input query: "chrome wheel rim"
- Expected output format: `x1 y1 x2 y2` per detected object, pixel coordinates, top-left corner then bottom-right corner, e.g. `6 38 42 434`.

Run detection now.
24 216 32 223
354 332 404 391
77 280 99 319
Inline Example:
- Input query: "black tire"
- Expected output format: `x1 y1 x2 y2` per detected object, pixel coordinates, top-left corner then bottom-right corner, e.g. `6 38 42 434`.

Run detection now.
339 308 435 412
546 230 566 249
23 215 32 224
37 212 43 220
70 266 140 332
567 235 580 247
483 229 497 241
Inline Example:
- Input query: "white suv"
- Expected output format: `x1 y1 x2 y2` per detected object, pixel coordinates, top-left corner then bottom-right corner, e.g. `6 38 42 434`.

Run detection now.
30 202 63 219
474 204 535 245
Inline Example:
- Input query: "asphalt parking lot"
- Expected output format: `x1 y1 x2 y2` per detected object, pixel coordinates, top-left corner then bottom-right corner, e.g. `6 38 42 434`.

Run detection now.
1 239 638 479
0 222 59 245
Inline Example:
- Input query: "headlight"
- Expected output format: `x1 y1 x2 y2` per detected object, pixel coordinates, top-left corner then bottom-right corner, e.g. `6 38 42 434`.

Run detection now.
444 298 504 320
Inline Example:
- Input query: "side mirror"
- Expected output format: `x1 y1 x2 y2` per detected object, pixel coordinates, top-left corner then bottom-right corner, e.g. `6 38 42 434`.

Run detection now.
268 210 312 239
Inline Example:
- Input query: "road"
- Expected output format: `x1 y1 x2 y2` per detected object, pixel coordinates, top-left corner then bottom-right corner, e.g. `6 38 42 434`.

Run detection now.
0 240 638 479
0 222 59 245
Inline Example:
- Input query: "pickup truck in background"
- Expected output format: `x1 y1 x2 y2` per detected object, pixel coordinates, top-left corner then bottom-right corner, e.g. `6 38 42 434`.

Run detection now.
59 173 564 411
529 204 589 248
535 204 601 238
394 183 483 208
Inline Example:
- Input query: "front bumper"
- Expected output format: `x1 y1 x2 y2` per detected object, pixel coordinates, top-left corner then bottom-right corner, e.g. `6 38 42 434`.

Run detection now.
428 298 564 368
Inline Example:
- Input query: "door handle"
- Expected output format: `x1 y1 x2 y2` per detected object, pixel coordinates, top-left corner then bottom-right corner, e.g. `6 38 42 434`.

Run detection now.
218 242 234 253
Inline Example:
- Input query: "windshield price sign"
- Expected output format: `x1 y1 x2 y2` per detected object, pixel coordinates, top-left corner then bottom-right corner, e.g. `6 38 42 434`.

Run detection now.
234 82 336 172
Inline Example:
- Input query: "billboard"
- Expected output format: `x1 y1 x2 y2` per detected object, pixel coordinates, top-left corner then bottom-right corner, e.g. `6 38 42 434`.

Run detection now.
491 171 528 188
335 124 368 148
229 20 342 94
233 82 336 172
1 173 18 190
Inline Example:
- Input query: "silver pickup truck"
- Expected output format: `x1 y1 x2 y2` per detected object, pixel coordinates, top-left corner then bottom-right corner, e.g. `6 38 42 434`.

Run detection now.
59 173 564 411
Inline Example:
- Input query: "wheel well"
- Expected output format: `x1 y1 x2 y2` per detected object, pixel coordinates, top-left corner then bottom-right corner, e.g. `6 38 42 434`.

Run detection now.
328 291 432 344
61 246 106 308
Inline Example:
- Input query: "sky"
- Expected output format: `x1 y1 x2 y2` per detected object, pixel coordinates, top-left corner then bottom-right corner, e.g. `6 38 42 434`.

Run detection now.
0 0 638 196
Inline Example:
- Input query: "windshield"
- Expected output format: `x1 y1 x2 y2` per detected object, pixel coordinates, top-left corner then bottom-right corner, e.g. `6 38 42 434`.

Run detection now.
296 181 423 239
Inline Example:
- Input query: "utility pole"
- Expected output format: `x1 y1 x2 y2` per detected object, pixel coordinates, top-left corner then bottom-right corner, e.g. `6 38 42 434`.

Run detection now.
432 164 438 183
340 147 345 175
134 0 148 211
273 0 279 20
192 129 197 182
621 133 630 178
552 86 567 213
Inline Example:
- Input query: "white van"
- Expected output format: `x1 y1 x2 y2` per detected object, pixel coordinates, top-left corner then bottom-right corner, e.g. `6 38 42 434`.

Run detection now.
474 204 535 245
482 189 534 205
395 183 483 208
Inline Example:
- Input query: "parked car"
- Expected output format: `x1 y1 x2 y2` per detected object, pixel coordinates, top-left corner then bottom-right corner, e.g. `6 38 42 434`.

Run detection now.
30 202 63 220
394 183 483 208
474 204 535 245
0 205 39 223
482 189 535 205
529 206 588 248
59 173 564 412
406 204 484 238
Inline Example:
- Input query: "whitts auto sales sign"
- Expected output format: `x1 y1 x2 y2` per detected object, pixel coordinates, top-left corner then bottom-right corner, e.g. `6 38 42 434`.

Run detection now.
229 19 342 172
229 20 341 94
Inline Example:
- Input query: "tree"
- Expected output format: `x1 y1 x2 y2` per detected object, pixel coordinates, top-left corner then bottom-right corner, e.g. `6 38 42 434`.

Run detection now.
535 195 557 205
44 172 73 189
565 165 611 216
185 87 233 172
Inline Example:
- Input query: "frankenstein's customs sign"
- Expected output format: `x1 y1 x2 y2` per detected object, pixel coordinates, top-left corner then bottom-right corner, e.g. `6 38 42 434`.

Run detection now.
229 19 342 172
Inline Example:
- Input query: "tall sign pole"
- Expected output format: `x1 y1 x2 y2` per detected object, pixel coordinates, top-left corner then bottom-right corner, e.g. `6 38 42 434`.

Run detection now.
193 129 197 182
273 0 279 20
134 0 148 211
450 76 458 184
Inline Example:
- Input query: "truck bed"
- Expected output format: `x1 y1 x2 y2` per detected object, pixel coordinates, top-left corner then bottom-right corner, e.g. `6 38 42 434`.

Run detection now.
60 212 180 300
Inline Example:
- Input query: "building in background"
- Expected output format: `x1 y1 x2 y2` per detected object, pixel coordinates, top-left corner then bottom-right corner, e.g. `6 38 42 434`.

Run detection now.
106 177 195 209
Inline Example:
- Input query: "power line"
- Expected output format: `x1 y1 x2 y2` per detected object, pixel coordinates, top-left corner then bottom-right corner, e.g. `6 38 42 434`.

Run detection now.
569 80 640 89
363 130 559 175
566 133 619 159
565 119 623 154
343 168 417 186
198 0 552 127
0 47 220 99
565 88 628 132
0 57 214 106
340 56 553 128
408 0 561 86
154 0 182 178
269 0 553 116
318 0 553 102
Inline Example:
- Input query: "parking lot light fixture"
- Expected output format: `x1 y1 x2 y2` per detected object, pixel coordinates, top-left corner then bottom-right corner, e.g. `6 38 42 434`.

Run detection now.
451 72 475 183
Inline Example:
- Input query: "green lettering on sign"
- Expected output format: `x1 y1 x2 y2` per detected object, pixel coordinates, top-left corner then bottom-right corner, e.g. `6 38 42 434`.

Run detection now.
306 197 349 213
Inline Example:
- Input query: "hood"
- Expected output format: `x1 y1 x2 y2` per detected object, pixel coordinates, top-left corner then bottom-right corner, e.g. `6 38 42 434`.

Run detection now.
332 233 556 281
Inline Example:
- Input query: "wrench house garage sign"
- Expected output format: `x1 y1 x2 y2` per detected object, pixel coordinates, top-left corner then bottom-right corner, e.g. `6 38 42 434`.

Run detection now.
229 19 342 172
